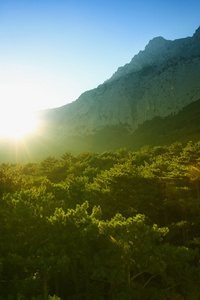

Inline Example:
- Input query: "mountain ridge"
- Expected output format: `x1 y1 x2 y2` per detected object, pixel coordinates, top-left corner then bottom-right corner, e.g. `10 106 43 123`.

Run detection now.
37 27 200 137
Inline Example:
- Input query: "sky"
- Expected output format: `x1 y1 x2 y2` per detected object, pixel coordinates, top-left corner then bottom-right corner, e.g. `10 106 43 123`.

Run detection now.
0 0 200 113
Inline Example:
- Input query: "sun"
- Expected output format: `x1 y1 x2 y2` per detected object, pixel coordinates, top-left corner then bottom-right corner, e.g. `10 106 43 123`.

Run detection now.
0 110 38 139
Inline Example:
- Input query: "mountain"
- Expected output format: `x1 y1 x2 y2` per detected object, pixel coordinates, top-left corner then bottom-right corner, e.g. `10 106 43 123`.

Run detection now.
1 27 200 163
38 26 200 137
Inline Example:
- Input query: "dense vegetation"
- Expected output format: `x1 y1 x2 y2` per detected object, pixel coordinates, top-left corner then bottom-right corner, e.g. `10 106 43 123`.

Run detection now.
1 141 200 299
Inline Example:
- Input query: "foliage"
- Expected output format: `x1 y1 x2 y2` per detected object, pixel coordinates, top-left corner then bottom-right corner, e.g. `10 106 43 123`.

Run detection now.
1 142 200 299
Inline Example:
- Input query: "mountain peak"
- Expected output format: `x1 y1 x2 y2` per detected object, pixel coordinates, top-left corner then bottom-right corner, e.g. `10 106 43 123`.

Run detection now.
145 36 168 51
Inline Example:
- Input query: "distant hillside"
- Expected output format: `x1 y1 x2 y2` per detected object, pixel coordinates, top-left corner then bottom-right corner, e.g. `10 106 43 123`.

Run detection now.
58 97 200 153
0 98 200 163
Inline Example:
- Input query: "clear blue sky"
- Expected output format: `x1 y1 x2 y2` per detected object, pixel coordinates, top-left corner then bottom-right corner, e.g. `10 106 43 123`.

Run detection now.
0 0 199 112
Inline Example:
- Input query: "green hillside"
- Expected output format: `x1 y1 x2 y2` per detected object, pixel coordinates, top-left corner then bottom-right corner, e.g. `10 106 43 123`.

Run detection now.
62 98 200 154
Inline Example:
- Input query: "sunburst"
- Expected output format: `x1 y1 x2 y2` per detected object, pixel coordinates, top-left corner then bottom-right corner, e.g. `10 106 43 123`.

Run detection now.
0 110 38 139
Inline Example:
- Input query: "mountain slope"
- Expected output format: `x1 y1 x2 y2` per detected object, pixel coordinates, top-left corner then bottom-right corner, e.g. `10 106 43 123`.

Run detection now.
1 97 200 163
38 27 200 137
58 97 200 153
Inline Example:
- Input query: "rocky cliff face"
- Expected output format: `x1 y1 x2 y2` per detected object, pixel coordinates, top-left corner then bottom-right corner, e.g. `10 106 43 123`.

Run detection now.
39 27 200 136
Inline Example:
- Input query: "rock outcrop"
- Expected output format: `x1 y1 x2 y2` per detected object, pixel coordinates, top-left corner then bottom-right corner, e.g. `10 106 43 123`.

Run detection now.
38 27 200 137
